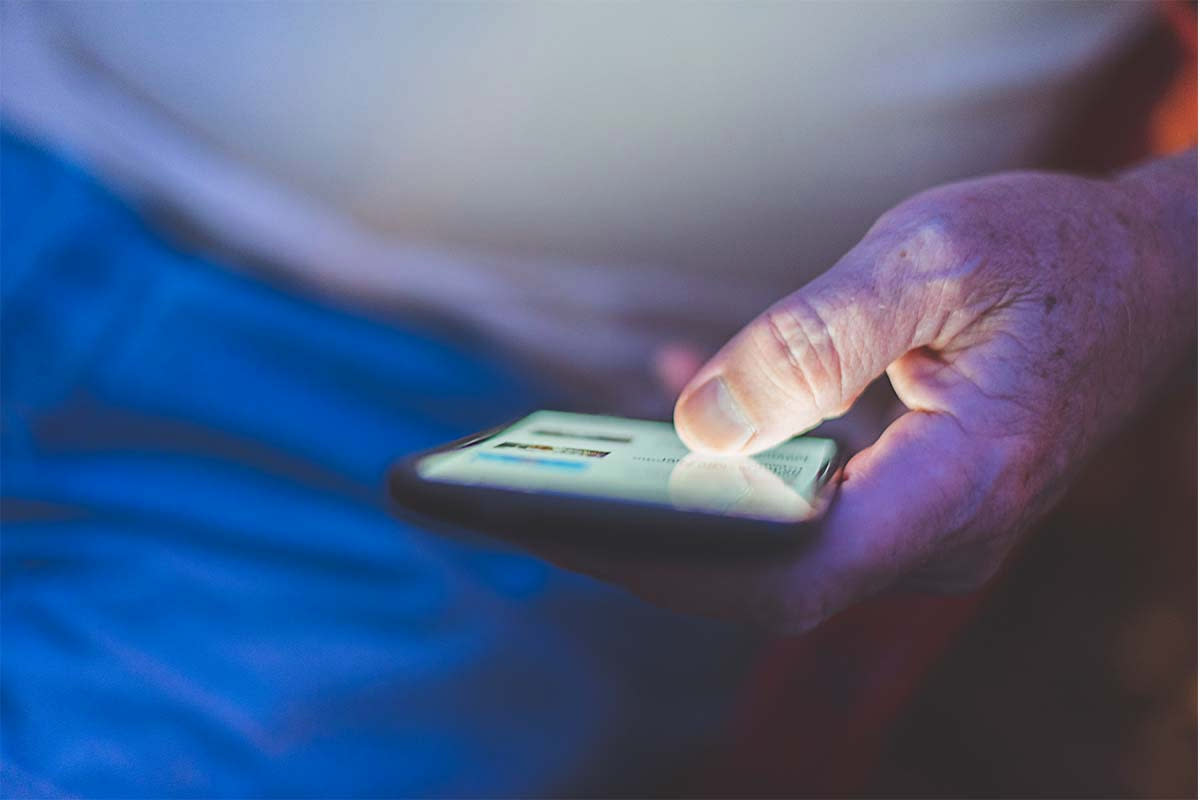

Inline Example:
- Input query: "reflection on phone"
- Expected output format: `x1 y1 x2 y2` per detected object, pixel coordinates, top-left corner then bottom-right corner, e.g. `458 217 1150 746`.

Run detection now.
667 453 817 521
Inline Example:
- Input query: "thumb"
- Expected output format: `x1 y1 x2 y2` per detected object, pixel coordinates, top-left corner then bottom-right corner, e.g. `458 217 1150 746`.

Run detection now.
674 236 953 454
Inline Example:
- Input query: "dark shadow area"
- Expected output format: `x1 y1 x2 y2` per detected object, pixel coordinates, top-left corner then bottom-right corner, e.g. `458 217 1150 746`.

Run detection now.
869 369 1197 798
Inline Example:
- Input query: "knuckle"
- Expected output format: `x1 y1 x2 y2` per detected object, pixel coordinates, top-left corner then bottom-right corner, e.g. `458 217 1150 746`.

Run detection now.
960 557 1005 590
767 560 887 635
872 189 967 264
873 207 1003 336
923 550 1007 593
762 591 837 636
885 218 963 276
887 219 978 319
743 571 844 635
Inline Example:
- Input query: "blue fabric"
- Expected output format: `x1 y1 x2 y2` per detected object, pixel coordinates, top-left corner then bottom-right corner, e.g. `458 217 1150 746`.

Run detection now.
0 131 757 798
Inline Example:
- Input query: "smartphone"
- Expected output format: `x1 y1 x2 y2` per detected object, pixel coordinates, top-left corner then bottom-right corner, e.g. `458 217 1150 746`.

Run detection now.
388 410 842 552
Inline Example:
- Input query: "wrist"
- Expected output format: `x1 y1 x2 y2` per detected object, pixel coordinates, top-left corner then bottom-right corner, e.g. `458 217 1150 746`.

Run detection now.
1114 148 1197 297
1113 150 1197 366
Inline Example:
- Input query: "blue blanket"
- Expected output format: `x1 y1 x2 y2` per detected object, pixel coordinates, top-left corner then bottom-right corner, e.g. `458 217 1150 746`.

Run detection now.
0 131 756 797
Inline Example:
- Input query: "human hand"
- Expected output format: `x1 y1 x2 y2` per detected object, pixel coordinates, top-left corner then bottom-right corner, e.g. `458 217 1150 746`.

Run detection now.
554 153 1198 632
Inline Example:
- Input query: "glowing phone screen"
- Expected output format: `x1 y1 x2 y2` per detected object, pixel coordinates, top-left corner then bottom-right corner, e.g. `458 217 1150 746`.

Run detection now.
417 411 837 523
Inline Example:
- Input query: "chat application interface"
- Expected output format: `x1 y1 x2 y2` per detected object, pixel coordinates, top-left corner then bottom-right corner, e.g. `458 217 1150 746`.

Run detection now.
417 411 838 522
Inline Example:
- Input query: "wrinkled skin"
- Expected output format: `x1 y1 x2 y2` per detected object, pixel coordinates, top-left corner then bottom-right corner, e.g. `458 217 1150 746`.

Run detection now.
539 151 1197 633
